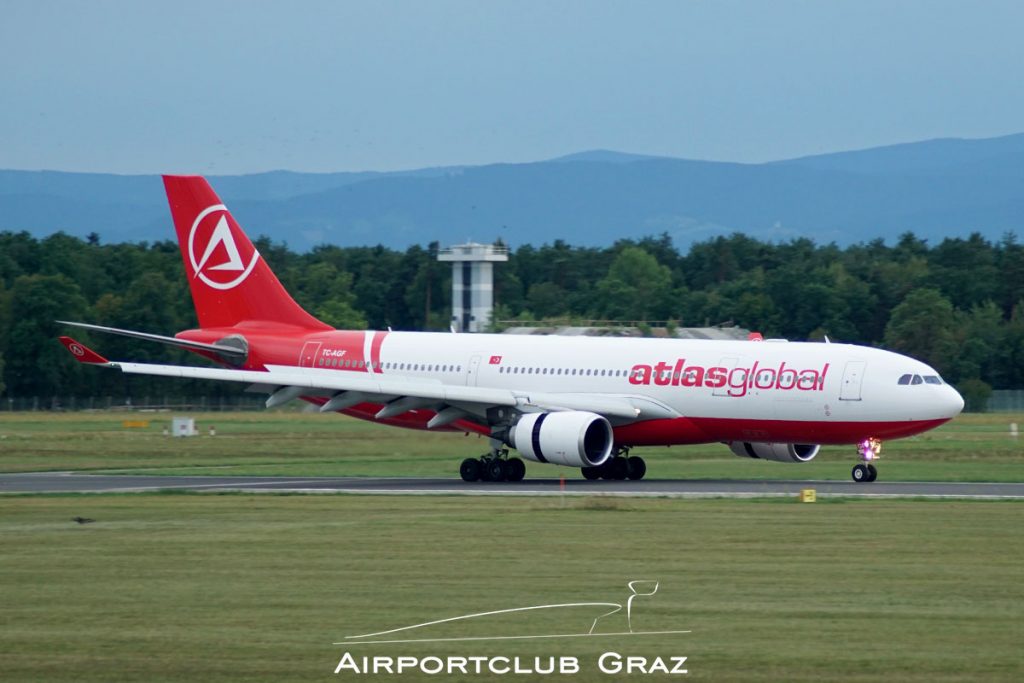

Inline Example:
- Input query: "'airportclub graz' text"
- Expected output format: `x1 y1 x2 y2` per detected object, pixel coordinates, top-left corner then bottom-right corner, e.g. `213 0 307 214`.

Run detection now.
628 359 829 397
334 652 688 676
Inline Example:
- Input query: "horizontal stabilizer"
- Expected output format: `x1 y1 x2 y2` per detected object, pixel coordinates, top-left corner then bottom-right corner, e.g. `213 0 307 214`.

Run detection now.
58 321 247 363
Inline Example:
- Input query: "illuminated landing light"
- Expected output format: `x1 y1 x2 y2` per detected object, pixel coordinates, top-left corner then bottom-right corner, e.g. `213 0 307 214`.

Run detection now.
858 438 882 462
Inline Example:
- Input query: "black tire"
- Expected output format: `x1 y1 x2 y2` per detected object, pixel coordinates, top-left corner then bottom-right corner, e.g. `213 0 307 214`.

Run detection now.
599 460 615 480
852 464 869 483
609 456 629 480
459 458 481 482
581 466 602 480
626 456 647 480
866 464 878 482
478 458 493 481
506 457 526 482
484 459 507 482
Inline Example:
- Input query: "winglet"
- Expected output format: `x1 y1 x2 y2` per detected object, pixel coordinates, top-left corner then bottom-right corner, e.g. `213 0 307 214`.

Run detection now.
747 332 764 342
59 337 110 364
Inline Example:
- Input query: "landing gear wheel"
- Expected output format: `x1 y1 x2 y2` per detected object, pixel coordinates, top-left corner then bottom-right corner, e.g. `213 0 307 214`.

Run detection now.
478 459 492 482
483 458 507 482
626 456 647 481
852 464 870 483
505 457 526 482
602 456 628 480
866 464 878 482
581 466 602 480
460 458 481 482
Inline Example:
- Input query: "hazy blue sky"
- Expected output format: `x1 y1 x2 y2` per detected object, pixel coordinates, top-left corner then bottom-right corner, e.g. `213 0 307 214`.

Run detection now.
2 1 1022 174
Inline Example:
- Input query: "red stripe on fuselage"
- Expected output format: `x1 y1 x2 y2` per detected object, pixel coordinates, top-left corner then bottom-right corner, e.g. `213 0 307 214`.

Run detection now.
612 416 952 446
312 393 950 446
370 331 388 374
339 402 490 435
299 396 489 435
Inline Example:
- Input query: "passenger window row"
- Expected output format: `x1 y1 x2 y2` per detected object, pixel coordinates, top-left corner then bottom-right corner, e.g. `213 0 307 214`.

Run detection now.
498 366 628 377
318 357 462 373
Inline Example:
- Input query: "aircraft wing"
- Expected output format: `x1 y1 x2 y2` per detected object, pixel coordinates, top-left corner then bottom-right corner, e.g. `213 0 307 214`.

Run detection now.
59 337 677 426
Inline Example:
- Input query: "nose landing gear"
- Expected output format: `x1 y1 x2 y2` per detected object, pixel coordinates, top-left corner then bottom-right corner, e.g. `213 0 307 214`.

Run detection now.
852 438 881 482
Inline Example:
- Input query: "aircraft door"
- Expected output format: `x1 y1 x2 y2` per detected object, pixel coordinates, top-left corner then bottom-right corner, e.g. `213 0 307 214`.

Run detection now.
839 360 866 401
299 341 322 368
465 355 482 386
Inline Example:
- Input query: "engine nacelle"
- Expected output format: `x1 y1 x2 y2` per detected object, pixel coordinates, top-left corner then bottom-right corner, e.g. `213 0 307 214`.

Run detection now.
729 441 820 463
509 411 613 468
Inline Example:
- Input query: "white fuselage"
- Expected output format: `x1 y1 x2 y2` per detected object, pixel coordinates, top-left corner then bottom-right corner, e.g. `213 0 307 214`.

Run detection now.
296 330 964 445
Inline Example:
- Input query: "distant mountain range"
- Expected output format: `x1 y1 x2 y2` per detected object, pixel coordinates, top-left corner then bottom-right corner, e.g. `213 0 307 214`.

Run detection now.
2 133 1022 250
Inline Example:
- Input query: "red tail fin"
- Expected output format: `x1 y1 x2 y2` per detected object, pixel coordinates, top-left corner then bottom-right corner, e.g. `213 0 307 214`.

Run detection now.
162 175 330 330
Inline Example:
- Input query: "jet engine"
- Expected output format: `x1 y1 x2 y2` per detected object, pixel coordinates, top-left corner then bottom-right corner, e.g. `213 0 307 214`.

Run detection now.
509 411 614 468
728 441 820 463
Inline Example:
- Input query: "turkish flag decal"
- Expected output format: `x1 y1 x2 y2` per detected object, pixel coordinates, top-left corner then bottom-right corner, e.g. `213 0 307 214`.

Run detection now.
489 355 503 365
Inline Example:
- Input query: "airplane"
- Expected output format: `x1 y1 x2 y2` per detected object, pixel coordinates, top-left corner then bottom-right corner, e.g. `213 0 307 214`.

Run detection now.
59 175 965 484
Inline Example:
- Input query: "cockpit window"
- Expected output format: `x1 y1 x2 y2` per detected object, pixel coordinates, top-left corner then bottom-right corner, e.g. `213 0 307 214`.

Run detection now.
899 373 942 386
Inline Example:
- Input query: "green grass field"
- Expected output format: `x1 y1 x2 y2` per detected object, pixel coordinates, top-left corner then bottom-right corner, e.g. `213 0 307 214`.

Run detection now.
1 410 1022 482
2 494 1022 682
2 412 1022 681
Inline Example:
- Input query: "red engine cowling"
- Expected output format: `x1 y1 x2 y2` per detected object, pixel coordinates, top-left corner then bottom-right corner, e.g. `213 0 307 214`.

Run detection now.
728 442 820 463
509 411 613 468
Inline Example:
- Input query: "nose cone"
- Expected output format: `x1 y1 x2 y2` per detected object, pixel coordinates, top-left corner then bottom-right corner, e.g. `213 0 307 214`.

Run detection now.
944 385 965 417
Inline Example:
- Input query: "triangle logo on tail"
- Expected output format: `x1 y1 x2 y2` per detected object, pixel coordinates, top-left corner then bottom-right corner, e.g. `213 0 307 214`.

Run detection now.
196 215 245 272
187 204 260 290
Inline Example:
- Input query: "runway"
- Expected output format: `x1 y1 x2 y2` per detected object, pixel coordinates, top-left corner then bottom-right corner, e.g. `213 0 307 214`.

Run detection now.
2 472 1023 499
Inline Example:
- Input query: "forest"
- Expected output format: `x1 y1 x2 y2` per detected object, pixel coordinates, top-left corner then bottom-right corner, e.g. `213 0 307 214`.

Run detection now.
0 229 1022 407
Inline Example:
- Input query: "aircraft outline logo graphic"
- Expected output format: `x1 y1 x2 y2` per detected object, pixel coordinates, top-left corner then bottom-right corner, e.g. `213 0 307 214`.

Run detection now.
188 204 260 290
335 580 689 646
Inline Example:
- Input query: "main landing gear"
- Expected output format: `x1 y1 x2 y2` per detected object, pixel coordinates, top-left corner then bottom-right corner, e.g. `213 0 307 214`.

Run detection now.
851 438 882 483
458 448 648 483
460 448 526 483
581 448 647 481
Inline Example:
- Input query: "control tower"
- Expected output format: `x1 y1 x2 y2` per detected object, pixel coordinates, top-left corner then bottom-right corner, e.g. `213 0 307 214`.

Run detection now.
437 242 508 333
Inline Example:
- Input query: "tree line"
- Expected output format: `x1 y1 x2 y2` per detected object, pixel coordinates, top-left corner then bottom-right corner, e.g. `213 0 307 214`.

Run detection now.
0 229 1021 405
